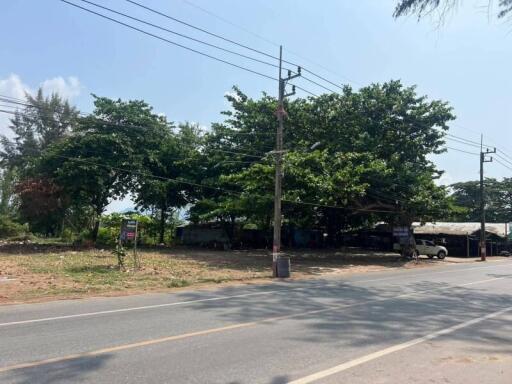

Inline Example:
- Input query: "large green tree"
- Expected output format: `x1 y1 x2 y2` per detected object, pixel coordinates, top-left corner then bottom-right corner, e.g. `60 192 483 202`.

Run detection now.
0 89 79 172
134 122 202 244
193 81 455 245
449 178 512 222
42 96 170 241
0 90 79 233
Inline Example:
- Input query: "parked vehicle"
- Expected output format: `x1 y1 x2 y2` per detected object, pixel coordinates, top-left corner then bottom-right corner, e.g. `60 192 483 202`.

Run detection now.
415 239 448 259
393 239 448 259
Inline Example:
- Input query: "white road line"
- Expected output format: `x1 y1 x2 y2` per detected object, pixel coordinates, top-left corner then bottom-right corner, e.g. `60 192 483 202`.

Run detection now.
0 290 279 327
350 260 511 284
0 276 506 374
288 304 512 384
0 261 509 328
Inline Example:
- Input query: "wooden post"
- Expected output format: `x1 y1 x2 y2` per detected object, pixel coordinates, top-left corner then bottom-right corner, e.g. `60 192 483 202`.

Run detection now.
133 221 139 269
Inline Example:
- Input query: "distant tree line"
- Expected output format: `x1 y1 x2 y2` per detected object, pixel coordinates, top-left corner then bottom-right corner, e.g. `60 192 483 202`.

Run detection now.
0 80 472 246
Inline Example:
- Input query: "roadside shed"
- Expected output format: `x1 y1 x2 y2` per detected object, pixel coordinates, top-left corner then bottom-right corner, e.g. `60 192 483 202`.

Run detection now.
412 222 508 257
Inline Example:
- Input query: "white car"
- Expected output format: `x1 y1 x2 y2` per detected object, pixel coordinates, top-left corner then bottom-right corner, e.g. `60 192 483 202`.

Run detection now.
415 239 447 259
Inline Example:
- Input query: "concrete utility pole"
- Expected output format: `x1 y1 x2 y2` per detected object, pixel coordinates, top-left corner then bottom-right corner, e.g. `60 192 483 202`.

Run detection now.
479 135 496 262
272 45 300 277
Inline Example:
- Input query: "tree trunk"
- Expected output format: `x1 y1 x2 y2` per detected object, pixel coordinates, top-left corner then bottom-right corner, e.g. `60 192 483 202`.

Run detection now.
91 206 104 243
91 219 100 243
159 207 166 244
326 209 337 248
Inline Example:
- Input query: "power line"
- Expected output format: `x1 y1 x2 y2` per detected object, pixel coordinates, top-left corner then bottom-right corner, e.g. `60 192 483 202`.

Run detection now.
46 141 420 205
0 99 403 210
181 0 281 48
60 0 277 82
497 149 512 164
494 158 512 173
0 102 478 195
0 105 442 212
1 98 499 166
444 146 480 156
0 108 16 115
125 0 354 92
0 96 277 136
180 0 361 87
125 0 281 64
54 153 397 213
0 106 273 158
445 136 482 149
446 133 493 149
61 1 321 98
494 153 512 168
76 0 285 71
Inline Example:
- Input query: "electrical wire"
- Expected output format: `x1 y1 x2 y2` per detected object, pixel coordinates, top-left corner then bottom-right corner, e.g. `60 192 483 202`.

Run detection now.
494 158 512 172
125 0 355 92
444 146 480 156
76 0 284 71
180 0 362 87
60 0 278 82
1 97 490 199
446 133 493 148
53 153 398 213
0 108 272 159
445 136 482 149
0 103 480 194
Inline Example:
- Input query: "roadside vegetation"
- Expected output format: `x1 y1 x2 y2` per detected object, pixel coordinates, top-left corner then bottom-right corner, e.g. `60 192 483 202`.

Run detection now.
0 82 506 304
1 82 459 246
0 246 435 304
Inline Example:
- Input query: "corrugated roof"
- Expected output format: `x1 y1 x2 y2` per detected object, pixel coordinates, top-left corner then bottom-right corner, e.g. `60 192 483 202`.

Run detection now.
412 222 508 237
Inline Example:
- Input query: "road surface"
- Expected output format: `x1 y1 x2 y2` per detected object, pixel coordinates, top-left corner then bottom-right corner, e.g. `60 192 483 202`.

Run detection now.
1 260 511 383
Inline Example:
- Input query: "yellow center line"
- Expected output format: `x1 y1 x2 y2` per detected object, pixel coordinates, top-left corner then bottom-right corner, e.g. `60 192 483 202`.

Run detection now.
0 276 506 374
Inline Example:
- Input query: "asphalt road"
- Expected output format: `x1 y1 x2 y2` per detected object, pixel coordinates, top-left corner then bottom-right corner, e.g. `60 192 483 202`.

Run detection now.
0 260 511 384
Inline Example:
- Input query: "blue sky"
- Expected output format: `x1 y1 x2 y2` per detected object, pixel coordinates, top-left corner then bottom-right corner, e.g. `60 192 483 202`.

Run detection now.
1 0 511 212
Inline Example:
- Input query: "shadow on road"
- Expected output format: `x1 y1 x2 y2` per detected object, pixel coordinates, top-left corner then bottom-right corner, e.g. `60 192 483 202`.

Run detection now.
177 272 512 356
3 354 112 384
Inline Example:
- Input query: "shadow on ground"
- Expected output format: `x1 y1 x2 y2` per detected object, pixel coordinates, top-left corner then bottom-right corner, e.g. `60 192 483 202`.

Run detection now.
143 246 435 276
3 354 112 384
178 268 512 356
2 264 511 383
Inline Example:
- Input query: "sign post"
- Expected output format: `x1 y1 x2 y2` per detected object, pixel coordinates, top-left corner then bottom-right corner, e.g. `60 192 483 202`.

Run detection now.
120 219 139 269
393 226 415 260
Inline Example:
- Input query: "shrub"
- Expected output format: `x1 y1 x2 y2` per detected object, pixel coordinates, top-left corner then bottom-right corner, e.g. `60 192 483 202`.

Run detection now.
0 216 28 239
96 227 118 247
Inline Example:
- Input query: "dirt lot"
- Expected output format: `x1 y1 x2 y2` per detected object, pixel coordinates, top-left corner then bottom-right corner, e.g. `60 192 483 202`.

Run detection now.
0 244 468 305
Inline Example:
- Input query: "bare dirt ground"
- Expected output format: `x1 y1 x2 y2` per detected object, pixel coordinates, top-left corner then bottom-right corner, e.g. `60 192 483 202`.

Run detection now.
0 244 495 305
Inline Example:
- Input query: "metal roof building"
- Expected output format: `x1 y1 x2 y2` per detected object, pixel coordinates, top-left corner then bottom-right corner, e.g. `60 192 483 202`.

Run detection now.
412 222 508 238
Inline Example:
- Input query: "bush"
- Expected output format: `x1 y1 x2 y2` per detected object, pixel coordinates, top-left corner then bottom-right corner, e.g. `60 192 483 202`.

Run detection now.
61 228 75 243
0 216 28 239
7 233 36 242
96 227 118 247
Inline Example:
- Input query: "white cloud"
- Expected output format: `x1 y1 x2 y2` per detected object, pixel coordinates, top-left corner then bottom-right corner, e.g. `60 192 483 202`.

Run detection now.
0 74 33 100
0 74 33 137
0 74 83 137
105 194 136 214
40 76 82 100
436 171 454 187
